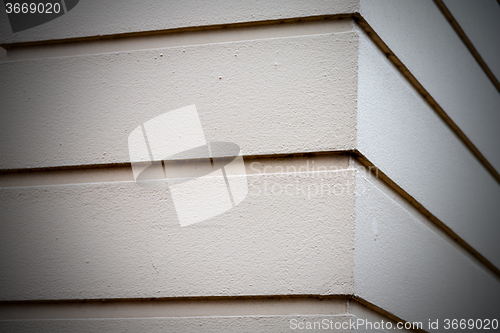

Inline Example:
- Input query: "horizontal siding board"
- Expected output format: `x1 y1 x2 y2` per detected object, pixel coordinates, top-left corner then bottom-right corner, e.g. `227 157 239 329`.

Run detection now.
0 0 359 45
360 0 500 174
0 32 357 170
0 315 359 333
358 29 500 270
355 173 500 327
0 170 356 300
443 0 500 84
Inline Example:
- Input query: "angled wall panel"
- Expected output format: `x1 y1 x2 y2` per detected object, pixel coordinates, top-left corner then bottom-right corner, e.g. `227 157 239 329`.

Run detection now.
357 28 500 270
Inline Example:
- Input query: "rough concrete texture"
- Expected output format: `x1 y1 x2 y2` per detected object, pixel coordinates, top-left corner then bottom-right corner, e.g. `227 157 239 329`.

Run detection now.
0 30 358 169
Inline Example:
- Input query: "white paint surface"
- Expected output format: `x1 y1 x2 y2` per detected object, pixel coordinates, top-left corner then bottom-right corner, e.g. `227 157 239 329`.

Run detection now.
2 167 499 325
360 0 500 174
1 4 500 328
0 31 357 169
443 0 500 82
0 314 374 333
0 0 359 44
0 170 356 300
358 28 500 270
355 173 500 331
141 105 206 160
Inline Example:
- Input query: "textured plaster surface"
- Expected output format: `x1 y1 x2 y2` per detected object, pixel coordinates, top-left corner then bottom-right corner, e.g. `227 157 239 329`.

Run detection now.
1 20 355 62
1 5 500 327
0 169 356 300
0 31 358 169
0 297 349 320
0 300 409 333
0 315 363 333
0 0 360 44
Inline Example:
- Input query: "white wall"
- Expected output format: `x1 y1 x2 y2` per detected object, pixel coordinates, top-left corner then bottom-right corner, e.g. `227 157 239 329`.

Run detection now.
0 0 359 44
1 0 499 331
360 0 500 174
355 171 500 331
357 27 500 270
443 0 500 82
0 165 356 300
0 25 357 169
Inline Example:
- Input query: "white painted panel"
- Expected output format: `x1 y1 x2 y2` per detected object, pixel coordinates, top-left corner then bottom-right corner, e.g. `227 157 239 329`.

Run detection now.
355 173 500 329
0 298 350 320
0 0 359 44
358 30 500 269
0 32 357 169
0 170 355 300
360 0 500 173
0 315 361 333
443 0 500 82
